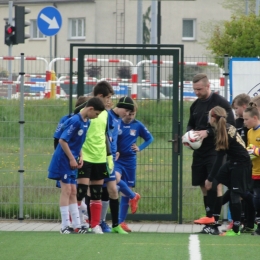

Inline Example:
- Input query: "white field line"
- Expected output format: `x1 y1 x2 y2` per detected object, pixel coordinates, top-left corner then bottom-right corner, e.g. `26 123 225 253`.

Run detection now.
189 234 202 260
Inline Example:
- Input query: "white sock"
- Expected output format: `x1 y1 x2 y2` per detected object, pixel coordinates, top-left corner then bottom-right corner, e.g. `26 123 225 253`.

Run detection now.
60 206 70 230
101 200 109 223
78 201 87 226
69 203 81 229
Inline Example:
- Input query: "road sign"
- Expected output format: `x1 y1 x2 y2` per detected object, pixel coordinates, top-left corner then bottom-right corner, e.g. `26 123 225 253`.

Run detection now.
37 6 62 36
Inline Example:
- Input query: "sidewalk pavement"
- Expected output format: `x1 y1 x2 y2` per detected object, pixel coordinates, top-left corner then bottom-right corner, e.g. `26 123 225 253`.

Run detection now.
0 221 228 233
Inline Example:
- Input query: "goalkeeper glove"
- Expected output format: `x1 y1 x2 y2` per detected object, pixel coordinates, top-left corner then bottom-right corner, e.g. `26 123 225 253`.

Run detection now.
247 144 260 160
106 155 114 176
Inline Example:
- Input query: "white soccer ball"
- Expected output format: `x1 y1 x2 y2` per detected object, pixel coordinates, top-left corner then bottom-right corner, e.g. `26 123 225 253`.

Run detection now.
182 130 202 150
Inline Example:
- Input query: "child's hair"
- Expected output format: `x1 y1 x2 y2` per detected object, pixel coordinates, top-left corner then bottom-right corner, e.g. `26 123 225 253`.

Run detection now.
75 96 89 107
210 106 228 150
133 100 138 112
74 96 92 114
86 97 105 111
244 102 260 119
231 93 250 108
251 95 260 108
93 80 114 97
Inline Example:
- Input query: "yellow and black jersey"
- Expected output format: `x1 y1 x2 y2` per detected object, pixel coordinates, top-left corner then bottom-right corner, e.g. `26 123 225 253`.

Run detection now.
247 127 260 179
208 124 250 182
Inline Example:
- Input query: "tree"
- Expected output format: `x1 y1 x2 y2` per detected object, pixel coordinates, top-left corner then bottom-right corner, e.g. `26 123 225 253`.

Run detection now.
168 65 204 81
140 6 151 80
221 0 256 16
206 14 260 67
143 6 151 45
116 66 132 79
86 65 102 78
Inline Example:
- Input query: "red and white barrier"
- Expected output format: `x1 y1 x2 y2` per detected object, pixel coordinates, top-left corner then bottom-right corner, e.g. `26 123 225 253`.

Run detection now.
48 57 134 71
0 56 48 71
0 56 223 100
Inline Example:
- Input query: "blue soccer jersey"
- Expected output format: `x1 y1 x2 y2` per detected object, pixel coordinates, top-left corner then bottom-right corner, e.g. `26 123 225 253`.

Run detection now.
48 113 89 179
108 109 121 159
117 119 153 158
115 119 153 186
53 113 73 139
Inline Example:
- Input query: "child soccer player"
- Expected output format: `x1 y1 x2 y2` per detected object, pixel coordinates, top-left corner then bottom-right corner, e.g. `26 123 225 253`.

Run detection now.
223 94 255 233
243 102 260 236
53 96 89 189
77 82 129 234
48 97 105 234
115 101 154 232
102 96 136 234
53 96 90 226
203 106 251 236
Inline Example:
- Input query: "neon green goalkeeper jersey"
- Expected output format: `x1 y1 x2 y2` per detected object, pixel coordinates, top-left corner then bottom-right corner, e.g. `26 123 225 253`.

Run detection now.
82 110 107 163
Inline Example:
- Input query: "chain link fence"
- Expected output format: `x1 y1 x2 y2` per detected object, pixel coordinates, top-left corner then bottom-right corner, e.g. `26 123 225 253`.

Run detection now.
0 55 226 222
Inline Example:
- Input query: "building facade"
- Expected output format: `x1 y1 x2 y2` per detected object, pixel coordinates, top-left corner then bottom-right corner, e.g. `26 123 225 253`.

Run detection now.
0 0 231 59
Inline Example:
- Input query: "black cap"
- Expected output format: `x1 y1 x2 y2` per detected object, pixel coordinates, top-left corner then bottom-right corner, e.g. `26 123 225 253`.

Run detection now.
116 96 134 111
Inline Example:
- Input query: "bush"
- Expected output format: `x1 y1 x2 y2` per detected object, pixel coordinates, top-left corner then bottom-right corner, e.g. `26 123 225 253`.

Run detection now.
116 66 132 79
86 65 102 78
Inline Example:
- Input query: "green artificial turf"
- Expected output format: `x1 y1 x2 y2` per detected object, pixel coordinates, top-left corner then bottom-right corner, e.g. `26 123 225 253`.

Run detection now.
0 232 189 260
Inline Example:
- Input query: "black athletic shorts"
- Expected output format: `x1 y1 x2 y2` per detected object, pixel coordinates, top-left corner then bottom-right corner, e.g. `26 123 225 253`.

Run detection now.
252 179 260 189
191 155 216 186
77 161 91 179
215 160 251 195
78 161 108 181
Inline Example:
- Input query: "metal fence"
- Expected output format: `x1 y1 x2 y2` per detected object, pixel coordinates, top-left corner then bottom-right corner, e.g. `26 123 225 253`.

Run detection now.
0 54 226 222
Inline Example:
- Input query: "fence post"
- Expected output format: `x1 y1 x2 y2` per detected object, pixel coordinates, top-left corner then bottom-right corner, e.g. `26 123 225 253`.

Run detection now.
222 54 230 223
224 54 229 101
50 70 56 98
18 53 25 221
45 70 51 98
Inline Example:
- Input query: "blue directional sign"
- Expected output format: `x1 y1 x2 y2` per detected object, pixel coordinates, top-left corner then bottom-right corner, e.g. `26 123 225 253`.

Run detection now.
37 6 62 36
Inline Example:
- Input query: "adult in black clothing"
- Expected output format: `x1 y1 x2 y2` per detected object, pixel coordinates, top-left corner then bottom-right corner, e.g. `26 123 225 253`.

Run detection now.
204 106 251 236
184 73 235 235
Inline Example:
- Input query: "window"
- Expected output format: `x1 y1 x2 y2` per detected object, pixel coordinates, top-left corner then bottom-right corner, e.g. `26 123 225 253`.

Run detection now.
182 19 196 41
69 18 85 39
30 20 46 39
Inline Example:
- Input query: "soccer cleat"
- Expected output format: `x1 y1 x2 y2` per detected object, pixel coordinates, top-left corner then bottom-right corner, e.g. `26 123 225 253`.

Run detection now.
210 225 220 235
251 228 260 236
219 229 240 236
222 221 233 232
240 226 255 233
196 225 212 234
196 225 219 235
120 222 132 232
194 216 215 225
92 225 104 234
111 225 128 234
100 221 111 233
75 226 93 234
129 193 141 214
60 226 76 234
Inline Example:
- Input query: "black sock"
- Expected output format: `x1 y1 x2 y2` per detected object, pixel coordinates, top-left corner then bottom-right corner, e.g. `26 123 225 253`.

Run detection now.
241 199 245 224
230 202 241 233
203 196 207 209
109 198 119 228
85 195 91 223
242 192 255 229
206 189 217 218
222 190 230 205
213 196 222 222
233 221 241 233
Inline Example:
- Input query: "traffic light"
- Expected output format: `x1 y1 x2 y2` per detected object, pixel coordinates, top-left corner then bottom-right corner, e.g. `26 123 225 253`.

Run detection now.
14 5 31 44
4 23 15 46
